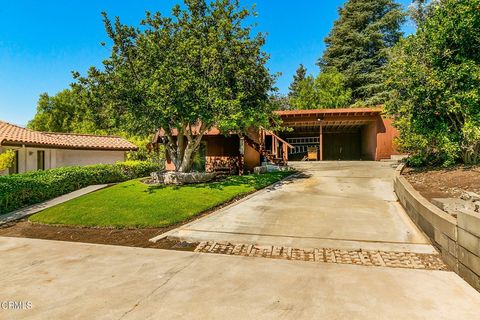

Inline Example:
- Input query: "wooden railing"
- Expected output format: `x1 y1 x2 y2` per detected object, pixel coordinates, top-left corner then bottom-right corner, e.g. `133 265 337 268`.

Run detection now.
259 128 294 165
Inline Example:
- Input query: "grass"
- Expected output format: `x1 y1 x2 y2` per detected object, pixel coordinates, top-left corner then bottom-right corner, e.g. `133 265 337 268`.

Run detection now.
29 171 293 228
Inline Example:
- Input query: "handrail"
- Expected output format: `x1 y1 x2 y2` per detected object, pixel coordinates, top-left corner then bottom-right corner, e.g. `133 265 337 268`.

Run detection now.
260 127 294 149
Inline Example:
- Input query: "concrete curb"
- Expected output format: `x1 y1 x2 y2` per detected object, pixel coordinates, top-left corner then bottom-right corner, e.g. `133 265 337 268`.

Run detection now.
394 166 480 291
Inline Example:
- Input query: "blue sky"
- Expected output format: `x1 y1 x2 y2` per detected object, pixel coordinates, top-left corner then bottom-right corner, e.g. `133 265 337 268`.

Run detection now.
0 0 415 126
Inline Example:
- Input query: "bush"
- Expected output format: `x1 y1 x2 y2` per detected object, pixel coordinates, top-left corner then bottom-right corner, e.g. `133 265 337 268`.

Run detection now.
0 149 15 171
385 0 480 166
0 161 161 215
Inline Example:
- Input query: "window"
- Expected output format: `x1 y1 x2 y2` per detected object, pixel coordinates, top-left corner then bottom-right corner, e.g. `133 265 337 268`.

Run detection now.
37 150 45 170
9 150 19 174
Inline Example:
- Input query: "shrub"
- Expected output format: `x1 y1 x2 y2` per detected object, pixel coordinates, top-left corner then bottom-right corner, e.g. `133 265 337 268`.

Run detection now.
0 161 161 215
0 149 15 171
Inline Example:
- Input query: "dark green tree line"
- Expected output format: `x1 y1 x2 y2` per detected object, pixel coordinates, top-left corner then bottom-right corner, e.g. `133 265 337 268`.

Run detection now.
319 0 405 104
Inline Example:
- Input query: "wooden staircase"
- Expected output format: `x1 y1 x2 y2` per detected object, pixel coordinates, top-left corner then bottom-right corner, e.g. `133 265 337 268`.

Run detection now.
244 128 294 166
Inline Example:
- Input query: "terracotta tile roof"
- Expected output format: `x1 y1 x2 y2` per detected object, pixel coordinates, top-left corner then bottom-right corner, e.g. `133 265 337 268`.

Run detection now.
0 121 137 151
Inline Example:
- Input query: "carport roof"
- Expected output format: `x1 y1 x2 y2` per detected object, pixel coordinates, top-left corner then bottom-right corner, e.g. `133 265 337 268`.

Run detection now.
275 107 383 118
277 107 383 128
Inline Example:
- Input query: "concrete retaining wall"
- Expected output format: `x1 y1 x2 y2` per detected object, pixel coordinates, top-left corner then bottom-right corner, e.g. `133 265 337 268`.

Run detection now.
394 164 480 291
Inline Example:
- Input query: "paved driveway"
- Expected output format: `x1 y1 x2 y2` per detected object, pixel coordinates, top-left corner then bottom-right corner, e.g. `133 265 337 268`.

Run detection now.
159 161 432 253
1 237 480 320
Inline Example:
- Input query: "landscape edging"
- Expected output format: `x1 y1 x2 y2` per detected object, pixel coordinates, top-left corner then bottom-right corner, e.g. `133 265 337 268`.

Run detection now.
394 164 480 291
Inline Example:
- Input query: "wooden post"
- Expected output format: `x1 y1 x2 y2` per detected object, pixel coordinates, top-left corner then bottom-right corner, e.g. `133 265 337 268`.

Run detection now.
239 137 245 176
319 122 323 161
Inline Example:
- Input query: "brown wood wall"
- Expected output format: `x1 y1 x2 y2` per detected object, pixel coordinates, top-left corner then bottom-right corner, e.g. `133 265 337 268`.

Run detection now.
323 132 362 160
375 117 400 160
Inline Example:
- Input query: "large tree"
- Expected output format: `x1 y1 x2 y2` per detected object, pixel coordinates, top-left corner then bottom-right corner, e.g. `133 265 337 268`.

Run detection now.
28 85 128 135
318 0 405 104
288 64 307 98
75 0 276 172
28 90 83 133
290 70 351 109
385 0 480 166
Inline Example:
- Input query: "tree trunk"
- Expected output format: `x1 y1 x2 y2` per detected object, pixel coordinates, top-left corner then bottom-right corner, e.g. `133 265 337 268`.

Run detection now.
162 125 206 173
462 142 480 165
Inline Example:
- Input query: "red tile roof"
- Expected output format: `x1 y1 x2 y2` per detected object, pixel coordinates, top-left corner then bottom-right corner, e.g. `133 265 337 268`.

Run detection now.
0 121 138 151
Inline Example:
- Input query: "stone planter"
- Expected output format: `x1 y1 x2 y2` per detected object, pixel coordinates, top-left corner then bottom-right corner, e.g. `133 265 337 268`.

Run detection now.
150 171 217 185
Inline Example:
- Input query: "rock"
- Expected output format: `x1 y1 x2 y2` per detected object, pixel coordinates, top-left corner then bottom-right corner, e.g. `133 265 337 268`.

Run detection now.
254 165 292 174
254 166 267 175
460 191 480 202
432 198 477 217
150 171 217 185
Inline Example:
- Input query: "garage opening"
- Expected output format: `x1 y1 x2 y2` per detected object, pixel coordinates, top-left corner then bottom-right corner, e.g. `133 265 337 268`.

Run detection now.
281 123 376 161
323 130 361 160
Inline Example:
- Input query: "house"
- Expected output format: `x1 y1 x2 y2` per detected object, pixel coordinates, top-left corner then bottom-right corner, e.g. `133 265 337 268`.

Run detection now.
154 107 401 173
0 121 138 175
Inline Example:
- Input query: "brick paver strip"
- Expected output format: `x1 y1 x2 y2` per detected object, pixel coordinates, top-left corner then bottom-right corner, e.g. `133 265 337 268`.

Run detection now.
194 241 448 271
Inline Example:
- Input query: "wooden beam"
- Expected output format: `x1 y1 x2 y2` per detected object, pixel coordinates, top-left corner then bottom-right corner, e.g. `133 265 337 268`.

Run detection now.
319 122 323 161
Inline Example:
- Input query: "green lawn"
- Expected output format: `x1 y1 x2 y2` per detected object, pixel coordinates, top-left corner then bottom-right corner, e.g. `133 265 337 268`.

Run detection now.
29 171 293 228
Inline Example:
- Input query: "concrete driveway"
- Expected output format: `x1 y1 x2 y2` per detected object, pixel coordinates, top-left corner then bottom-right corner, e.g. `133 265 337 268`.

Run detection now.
1 237 480 320
158 161 432 253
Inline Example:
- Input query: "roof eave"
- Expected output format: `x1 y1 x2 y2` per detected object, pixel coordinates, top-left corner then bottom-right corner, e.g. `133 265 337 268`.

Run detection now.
1 141 137 151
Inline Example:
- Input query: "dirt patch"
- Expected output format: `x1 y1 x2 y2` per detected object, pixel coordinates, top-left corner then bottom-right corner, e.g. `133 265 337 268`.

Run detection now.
0 220 198 250
403 165 480 201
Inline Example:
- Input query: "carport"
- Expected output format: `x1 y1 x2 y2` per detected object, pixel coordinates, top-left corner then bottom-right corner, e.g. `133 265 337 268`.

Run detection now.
277 108 399 161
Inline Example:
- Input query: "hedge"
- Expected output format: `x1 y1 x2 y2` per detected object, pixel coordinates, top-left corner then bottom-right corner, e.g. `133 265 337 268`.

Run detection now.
0 161 161 215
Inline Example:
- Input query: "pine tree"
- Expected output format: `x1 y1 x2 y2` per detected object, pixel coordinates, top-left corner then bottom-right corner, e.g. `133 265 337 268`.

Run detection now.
318 0 405 104
288 64 307 98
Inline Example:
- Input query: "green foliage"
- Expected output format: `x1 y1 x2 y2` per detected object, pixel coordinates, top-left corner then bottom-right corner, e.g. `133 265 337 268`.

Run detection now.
290 70 352 109
318 0 405 104
28 89 105 134
0 161 161 215
0 149 15 171
28 90 163 163
29 171 292 228
74 0 275 172
385 0 480 166
288 64 307 98
269 94 291 111
125 136 164 163
407 0 438 26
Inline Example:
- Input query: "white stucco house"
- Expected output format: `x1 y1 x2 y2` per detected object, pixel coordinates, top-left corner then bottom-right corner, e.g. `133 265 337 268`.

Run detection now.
0 121 138 175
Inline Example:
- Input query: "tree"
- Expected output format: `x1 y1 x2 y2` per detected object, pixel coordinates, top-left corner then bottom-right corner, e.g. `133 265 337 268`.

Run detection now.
408 0 439 26
288 64 307 98
28 90 87 133
0 149 15 171
270 94 291 111
75 0 275 173
290 70 351 109
385 0 480 166
27 88 117 135
318 0 405 104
